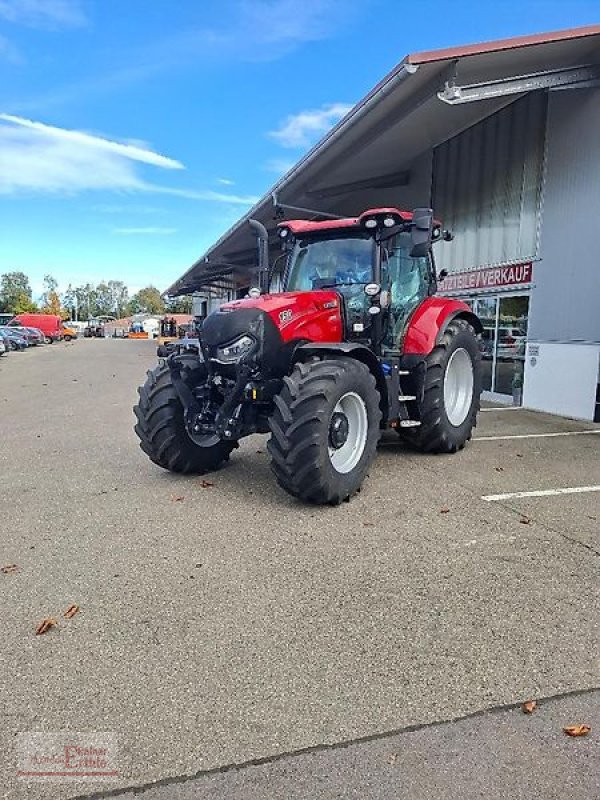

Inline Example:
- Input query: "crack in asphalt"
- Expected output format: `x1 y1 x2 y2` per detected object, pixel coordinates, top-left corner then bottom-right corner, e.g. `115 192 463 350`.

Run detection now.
67 685 600 800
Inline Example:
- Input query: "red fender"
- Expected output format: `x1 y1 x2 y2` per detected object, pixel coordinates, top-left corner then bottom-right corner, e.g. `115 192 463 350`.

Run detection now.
403 297 481 355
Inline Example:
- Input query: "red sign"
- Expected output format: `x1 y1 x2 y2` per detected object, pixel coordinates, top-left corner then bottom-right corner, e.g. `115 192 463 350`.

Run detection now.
438 262 533 293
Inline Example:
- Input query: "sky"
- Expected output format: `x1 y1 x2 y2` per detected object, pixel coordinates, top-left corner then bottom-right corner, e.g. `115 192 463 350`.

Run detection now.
0 0 598 298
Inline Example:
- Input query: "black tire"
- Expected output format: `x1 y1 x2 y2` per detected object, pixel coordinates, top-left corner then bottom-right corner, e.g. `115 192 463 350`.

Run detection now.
268 357 381 505
64 335 72 342
402 318 481 453
133 355 234 474
44 336 52 344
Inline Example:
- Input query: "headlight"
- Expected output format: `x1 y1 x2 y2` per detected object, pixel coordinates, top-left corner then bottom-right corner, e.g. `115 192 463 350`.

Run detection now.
215 334 255 363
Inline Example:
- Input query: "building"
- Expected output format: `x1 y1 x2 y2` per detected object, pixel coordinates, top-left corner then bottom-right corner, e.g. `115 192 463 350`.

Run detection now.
166 25 600 422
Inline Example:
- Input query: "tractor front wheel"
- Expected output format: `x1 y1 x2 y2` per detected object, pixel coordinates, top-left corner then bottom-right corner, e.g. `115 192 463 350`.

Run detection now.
134 356 234 474
403 318 481 453
268 357 381 504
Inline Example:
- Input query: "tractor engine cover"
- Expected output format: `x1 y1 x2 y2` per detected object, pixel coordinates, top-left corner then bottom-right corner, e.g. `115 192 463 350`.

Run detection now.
202 291 343 376
219 291 343 343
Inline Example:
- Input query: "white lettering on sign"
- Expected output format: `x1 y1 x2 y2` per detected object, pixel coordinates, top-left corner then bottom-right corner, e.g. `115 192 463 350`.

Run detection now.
438 263 533 293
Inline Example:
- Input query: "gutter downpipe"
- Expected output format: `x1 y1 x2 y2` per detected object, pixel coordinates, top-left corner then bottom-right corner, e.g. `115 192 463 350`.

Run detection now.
167 61 420 295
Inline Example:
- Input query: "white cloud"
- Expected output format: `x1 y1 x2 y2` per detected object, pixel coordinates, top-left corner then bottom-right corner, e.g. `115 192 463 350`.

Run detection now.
148 186 260 205
112 228 178 236
217 178 234 186
0 114 184 169
0 0 86 29
0 114 258 205
269 103 353 149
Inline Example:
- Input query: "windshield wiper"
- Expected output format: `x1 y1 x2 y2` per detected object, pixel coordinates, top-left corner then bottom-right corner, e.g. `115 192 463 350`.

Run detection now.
317 281 368 289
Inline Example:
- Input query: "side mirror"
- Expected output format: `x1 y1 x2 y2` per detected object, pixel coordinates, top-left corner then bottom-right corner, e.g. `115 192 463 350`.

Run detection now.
410 207 434 258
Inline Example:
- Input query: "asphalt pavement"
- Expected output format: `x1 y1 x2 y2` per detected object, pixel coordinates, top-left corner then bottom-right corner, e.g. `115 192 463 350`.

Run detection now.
0 339 598 800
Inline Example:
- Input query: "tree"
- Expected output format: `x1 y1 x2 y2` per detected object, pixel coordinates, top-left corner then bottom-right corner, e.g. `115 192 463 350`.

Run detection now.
74 284 97 320
62 284 77 320
165 295 193 314
14 292 38 313
40 274 62 316
108 280 129 318
129 286 165 315
0 271 33 312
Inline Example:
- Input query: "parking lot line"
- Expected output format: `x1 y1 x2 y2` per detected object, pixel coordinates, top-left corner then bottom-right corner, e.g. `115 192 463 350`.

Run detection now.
479 406 520 412
475 430 600 441
482 486 600 502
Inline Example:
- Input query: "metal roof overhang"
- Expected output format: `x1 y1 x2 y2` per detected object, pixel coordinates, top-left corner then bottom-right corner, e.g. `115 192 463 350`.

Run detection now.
166 24 600 296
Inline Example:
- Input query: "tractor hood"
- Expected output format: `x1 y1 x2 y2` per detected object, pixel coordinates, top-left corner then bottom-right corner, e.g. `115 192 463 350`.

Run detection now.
219 291 343 344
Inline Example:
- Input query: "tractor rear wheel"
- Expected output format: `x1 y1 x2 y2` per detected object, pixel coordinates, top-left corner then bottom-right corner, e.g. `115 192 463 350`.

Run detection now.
402 318 481 453
134 355 234 474
268 357 381 505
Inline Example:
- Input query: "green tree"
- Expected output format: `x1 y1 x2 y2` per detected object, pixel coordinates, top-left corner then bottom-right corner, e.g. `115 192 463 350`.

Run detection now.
14 292 38 313
129 286 164 315
165 294 193 314
0 271 33 312
40 274 63 316
62 284 77 320
108 280 129 318
74 284 98 320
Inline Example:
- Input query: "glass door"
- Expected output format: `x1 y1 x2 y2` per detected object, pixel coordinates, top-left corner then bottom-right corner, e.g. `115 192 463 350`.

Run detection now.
460 293 529 403
494 295 529 401
472 297 498 393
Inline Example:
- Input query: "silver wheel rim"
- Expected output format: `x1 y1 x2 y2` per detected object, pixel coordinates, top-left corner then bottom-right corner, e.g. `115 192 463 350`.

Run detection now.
328 391 368 474
444 347 474 427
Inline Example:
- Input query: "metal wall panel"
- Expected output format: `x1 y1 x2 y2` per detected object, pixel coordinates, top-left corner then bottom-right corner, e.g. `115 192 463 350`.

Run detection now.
529 88 600 344
432 92 547 273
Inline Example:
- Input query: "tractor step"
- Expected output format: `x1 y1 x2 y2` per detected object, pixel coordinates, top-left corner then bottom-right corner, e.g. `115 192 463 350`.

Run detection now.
399 419 421 428
398 394 416 402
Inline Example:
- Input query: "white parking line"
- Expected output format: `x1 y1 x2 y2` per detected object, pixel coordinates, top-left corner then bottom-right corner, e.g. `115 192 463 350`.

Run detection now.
480 406 520 412
475 430 600 441
482 486 600 501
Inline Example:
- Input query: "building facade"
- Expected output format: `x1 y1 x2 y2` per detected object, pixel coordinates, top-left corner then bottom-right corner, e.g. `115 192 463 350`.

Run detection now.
168 25 600 422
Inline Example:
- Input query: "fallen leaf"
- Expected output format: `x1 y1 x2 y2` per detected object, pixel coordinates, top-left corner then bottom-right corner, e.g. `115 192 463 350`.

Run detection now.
199 480 214 489
520 516 531 525
35 618 57 636
522 700 537 714
63 604 80 619
256 449 264 454
495 467 504 472
440 508 450 514
516 453 523 458
363 521 375 527
172 495 185 502
1 564 19 574
563 724 591 737
387 752 398 765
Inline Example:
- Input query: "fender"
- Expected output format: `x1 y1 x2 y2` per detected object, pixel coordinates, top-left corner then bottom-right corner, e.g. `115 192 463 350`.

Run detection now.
296 342 389 422
403 297 483 355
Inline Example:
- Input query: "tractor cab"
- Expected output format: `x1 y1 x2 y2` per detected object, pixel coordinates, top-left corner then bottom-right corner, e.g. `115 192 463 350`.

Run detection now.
278 208 437 351
135 205 483 506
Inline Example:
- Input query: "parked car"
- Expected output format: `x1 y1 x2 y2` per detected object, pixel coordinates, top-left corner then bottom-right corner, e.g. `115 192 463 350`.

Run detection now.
0 336 6 356
8 313 63 343
12 326 44 346
0 326 28 351
61 324 78 341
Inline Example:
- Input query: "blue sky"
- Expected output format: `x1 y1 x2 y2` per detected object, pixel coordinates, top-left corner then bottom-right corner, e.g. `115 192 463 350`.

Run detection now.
0 0 598 298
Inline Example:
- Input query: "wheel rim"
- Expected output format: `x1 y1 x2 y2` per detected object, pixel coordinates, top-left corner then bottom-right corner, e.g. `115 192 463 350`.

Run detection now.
443 347 474 427
328 392 368 474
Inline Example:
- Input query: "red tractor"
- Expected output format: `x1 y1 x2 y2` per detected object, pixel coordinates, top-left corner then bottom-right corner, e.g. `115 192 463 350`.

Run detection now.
134 207 482 504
